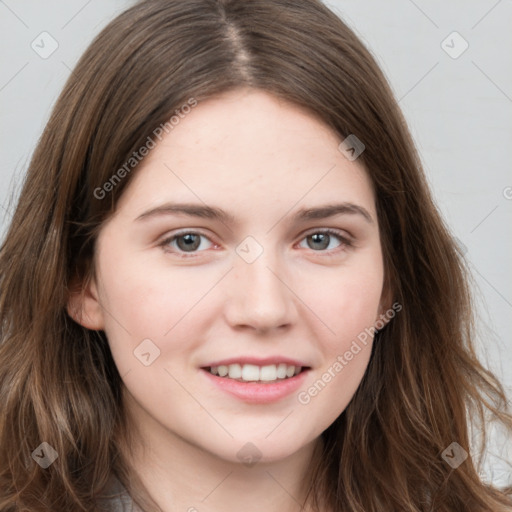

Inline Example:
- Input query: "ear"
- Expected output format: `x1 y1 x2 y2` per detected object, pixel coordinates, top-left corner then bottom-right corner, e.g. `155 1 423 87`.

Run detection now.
66 273 105 331
375 277 394 329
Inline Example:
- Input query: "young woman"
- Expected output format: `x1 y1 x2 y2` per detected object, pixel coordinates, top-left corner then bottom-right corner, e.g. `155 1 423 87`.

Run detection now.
0 0 511 511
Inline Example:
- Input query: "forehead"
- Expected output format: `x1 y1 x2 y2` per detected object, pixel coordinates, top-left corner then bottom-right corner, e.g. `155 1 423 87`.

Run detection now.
115 88 375 219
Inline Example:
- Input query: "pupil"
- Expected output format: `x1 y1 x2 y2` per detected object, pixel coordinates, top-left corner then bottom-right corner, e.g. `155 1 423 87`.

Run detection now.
310 233 329 250
178 234 200 251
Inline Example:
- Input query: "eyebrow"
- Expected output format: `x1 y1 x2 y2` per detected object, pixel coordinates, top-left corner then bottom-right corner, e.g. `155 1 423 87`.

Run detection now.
134 201 374 225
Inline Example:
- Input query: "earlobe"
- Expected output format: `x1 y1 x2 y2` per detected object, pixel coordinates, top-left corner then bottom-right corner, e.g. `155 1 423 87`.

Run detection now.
375 282 394 329
66 276 105 331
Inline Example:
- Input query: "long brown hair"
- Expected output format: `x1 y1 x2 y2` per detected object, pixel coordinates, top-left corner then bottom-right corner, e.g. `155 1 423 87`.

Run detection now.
1 0 511 510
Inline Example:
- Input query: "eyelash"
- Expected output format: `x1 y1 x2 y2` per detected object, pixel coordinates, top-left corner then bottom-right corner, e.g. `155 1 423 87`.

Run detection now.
159 229 353 258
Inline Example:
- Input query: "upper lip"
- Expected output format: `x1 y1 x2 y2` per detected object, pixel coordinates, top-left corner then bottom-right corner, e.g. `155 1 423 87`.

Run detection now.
201 356 310 368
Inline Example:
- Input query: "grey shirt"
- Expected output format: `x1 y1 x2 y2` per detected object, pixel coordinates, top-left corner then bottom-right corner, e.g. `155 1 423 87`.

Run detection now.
97 476 143 512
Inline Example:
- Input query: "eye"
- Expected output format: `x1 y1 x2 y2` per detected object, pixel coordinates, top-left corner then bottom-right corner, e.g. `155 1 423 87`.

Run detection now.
159 228 352 258
298 229 352 253
160 231 214 257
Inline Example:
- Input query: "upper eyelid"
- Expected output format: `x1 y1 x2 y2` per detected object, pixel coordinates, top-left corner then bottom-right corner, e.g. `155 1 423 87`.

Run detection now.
301 227 353 239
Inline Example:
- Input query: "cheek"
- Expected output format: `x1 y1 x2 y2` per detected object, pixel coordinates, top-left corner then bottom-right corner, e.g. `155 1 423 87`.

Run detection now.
296 266 382 427
97 252 219 365
300 255 383 424
297 254 384 351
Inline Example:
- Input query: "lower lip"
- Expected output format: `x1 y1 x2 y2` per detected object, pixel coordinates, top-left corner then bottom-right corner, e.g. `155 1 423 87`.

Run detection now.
200 368 309 404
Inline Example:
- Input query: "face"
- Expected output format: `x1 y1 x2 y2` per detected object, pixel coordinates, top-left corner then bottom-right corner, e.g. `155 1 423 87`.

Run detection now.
70 88 388 464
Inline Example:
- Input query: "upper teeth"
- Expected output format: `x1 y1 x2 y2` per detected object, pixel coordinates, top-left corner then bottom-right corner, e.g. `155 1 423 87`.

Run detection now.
209 363 301 382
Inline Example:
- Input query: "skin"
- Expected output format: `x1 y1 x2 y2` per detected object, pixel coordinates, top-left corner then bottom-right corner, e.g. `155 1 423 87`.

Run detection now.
69 87 390 512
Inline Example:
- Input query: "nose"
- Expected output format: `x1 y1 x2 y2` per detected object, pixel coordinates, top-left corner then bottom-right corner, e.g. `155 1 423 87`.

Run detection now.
223 248 298 333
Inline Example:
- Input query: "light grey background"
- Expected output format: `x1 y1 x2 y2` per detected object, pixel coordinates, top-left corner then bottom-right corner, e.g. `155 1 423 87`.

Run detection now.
1 0 511 482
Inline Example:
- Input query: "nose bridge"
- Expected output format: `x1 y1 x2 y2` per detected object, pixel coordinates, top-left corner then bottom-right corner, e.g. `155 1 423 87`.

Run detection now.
226 238 296 330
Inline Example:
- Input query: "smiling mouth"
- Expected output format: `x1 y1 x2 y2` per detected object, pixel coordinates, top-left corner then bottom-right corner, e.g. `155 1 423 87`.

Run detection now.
202 363 309 383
